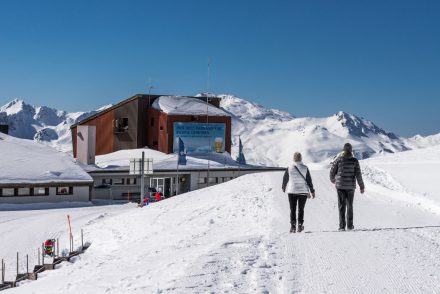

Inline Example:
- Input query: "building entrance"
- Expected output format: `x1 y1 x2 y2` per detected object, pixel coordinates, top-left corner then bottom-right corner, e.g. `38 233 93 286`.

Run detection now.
150 177 176 197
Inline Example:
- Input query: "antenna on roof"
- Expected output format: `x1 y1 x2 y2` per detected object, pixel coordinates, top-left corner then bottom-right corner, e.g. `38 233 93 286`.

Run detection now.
206 58 211 186
148 77 154 106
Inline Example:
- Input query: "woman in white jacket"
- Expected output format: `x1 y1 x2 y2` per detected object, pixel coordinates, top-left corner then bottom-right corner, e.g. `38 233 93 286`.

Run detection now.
282 152 315 233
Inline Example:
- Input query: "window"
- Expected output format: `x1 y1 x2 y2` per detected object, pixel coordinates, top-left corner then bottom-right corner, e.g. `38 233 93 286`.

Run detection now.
150 118 154 127
113 178 124 185
56 186 73 195
126 178 137 185
198 177 207 184
1 188 15 196
18 188 31 196
208 177 218 184
102 179 112 185
113 118 129 133
35 187 49 196
160 125 163 131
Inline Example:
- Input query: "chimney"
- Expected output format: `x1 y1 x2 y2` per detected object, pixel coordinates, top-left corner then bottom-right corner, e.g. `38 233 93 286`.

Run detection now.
76 125 96 165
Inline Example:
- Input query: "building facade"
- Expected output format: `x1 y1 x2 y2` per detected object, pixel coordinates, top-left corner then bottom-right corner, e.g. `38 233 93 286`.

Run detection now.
88 167 283 201
71 94 231 158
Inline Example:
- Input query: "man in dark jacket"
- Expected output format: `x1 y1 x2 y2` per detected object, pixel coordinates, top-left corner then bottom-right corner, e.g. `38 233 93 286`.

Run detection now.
330 143 365 231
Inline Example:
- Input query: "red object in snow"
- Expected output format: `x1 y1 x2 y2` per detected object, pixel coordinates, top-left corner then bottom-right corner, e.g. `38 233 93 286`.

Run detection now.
44 240 54 246
44 239 55 256
155 192 161 201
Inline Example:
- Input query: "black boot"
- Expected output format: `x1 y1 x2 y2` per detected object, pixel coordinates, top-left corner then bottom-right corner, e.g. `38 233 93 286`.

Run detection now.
290 225 296 233
297 224 304 233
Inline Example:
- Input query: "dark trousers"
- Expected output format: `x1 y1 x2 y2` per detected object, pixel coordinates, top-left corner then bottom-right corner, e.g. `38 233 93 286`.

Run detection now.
337 189 355 229
288 194 308 226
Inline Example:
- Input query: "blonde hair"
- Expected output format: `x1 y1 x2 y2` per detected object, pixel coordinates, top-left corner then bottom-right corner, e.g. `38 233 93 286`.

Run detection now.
293 152 302 162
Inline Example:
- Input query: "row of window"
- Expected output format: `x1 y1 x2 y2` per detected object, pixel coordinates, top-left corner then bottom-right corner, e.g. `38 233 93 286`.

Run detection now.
101 178 137 186
0 187 73 197
197 177 234 185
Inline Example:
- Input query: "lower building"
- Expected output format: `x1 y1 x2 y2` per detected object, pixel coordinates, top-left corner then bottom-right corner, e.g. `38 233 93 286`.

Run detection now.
0 133 93 204
85 148 282 201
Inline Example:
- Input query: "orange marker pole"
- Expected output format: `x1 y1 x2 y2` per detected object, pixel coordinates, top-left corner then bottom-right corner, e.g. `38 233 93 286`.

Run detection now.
67 215 73 252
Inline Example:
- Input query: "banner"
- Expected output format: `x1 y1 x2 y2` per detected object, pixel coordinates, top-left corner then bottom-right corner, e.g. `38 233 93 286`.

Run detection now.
237 138 246 165
173 123 225 153
177 137 187 165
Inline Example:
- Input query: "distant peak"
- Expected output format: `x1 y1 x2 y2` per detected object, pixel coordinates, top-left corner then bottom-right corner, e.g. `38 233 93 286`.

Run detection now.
333 110 395 138
3 98 25 107
0 98 33 115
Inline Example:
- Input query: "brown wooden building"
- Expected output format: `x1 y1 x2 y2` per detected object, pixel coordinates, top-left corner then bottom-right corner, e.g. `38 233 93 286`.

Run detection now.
71 94 231 158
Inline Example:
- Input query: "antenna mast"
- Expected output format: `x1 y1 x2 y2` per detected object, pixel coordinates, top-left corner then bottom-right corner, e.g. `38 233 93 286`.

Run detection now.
206 59 211 187
148 77 154 106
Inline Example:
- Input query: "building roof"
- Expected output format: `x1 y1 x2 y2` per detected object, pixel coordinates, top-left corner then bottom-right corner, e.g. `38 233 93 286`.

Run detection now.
0 133 93 185
152 96 229 116
70 94 225 129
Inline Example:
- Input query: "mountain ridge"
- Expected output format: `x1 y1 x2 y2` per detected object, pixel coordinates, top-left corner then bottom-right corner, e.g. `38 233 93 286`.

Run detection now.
0 95 439 165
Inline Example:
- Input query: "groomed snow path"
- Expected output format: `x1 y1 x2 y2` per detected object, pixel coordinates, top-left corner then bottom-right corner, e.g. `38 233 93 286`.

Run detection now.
8 170 440 293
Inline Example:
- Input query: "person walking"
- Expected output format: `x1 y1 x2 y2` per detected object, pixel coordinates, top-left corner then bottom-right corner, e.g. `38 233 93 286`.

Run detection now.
330 143 365 231
282 152 315 233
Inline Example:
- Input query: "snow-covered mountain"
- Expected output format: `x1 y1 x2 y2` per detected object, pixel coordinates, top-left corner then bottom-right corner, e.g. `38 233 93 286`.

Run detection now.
0 99 109 152
217 94 438 166
1 95 439 166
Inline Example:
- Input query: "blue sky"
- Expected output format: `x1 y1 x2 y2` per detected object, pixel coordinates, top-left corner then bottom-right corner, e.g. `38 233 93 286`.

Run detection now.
0 0 439 136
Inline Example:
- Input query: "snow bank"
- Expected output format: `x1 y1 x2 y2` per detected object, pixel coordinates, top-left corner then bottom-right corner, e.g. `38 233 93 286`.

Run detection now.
361 145 440 213
363 145 440 197
0 133 92 184
152 96 229 116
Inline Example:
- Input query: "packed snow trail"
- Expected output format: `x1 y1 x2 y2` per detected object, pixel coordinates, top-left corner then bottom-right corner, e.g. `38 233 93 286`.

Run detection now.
4 170 440 293
275 170 440 293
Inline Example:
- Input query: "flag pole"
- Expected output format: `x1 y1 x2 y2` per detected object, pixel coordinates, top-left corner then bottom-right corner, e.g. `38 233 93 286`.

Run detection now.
238 135 241 177
176 152 179 196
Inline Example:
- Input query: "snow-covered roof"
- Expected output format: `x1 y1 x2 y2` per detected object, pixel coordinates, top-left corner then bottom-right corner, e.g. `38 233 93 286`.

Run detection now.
0 133 92 184
83 148 263 172
152 96 229 116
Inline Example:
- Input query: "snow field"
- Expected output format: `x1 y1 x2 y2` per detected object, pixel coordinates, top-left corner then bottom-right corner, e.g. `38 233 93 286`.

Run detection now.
2 164 440 293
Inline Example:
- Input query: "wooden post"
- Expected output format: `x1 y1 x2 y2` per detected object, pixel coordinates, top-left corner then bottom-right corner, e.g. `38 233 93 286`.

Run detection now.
42 243 45 265
38 248 40 265
81 229 84 251
1 259 4 284
16 252 19 276
57 238 59 257
26 254 29 274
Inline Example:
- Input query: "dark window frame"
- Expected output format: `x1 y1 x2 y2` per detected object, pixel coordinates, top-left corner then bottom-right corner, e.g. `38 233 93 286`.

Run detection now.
34 187 49 196
102 179 113 185
56 186 73 195
0 188 16 197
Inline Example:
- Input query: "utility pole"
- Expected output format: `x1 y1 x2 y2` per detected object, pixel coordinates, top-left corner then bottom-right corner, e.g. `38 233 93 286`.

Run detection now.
140 151 145 206
206 59 211 187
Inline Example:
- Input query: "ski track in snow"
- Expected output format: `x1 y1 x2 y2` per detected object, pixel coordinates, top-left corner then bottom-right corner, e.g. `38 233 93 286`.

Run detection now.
2 170 440 293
